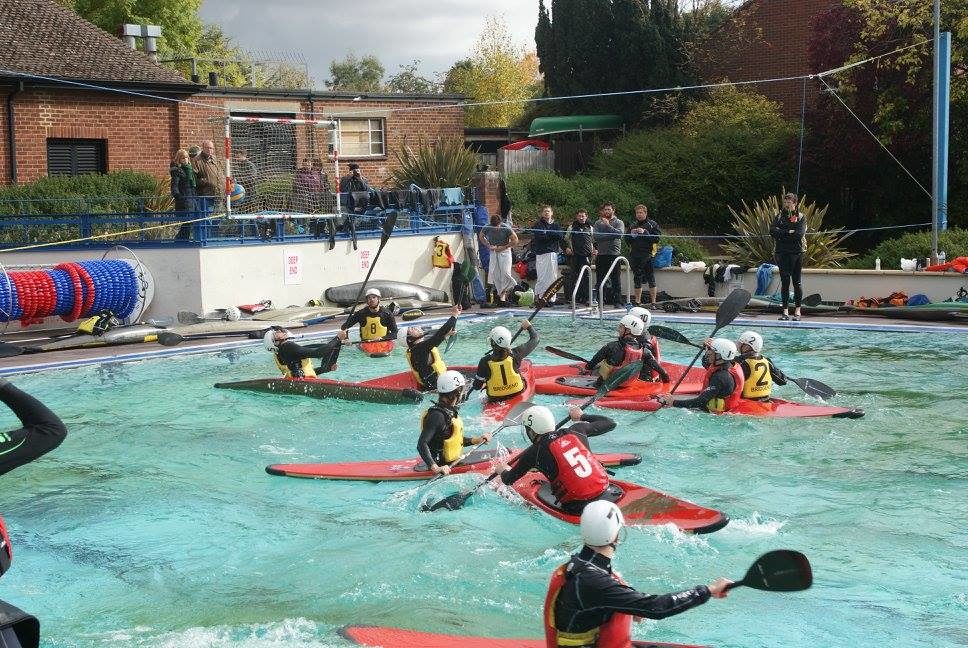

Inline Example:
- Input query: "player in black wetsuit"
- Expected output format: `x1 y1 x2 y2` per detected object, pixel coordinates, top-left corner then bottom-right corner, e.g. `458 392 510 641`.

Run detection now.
496 405 615 515
264 328 346 378
471 320 538 400
405 305 460 391
736 330 787 401
1 378 68 648
416 371 491 475
586 315 668 384
658 338 742 413
544 500 730 647
340 288 398 342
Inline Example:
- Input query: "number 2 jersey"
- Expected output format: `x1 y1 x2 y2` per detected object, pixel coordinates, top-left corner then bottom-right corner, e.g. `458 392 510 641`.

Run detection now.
499 415 615 504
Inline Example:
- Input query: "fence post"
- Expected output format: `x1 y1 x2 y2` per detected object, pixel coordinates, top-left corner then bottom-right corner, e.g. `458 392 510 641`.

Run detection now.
138 198 146 243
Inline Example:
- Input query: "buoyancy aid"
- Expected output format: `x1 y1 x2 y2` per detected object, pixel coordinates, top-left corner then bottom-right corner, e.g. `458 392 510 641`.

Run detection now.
598 339 643 379
360 313 389 341
432 238 454 268
703 362 744 413
422 404 464 463
741 356 772 400
486 355 525 398
272 353 317 379
406 346 447 389
544 561 633 648
547 434 609 503
648 335 660 361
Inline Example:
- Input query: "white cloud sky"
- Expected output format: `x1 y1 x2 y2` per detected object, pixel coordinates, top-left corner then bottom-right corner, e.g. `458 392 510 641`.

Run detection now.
198 0 540 87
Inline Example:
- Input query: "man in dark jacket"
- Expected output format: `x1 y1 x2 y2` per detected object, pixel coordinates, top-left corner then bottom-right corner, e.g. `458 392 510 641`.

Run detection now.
170 148 196 240
628 204 661 306
770 192 807 320
531 206 565 305
565 209 594 305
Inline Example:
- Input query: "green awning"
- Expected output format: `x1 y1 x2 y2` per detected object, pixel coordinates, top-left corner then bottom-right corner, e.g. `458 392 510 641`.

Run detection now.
528 114 624 137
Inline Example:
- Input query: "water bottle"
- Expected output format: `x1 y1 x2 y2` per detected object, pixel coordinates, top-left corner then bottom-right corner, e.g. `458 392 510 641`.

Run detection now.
875 257 881 271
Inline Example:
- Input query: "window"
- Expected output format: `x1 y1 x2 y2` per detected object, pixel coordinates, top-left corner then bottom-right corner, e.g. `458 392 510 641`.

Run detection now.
339 118 385 157
47 139 107 176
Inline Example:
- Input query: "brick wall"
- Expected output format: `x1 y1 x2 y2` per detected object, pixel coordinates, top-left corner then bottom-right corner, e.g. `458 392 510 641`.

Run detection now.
697 0 840 118
0 88 464 188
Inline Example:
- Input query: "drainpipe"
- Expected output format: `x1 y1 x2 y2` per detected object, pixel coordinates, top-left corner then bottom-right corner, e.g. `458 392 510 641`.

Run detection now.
6 80 23 184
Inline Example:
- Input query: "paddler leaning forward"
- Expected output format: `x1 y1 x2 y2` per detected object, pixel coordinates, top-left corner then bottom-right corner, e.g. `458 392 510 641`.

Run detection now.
263 327 347 378
417 370 492 475
405 304 461 391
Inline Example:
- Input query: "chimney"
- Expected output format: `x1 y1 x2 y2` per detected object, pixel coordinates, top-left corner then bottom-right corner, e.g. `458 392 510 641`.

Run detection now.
208 71 219 86
119 24 163 62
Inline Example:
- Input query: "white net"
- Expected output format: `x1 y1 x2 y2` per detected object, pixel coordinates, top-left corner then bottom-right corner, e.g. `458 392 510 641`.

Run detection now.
216 116 341 218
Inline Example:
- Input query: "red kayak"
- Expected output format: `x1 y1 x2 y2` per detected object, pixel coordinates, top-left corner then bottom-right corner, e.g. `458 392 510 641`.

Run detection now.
574 395 864 419
356 365 478 391
214 376 422 404
534 362 706 397
512 477 728 534
342 625 705 648
482 360 536 422
360 340 395 358
266 449 643 481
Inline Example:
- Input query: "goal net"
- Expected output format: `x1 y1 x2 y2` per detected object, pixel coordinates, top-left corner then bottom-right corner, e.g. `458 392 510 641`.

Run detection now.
213 116 343 219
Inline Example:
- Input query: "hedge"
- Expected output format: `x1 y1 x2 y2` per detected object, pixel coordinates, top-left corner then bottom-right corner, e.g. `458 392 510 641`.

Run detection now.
0 171 168 215
846 228 968 270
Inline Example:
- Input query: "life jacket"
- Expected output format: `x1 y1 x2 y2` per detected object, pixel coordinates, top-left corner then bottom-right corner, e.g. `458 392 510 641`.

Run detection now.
486 355 525 398
544 560 632 648
703 362 744 413
76 310 117 336
0 513 11 577
360 312 389 341
432 238 454 268
547 433 609 503
406 346 447 389
272 353 317 379
647 335 660 361
598 338 643 379
422 404 464 464
741 356 773 400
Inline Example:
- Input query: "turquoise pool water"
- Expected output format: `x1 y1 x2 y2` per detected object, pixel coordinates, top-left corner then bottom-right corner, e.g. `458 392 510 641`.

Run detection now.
1 316 966 648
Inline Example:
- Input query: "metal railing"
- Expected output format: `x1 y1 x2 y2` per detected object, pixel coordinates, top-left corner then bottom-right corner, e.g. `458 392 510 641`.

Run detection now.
571 264 594 321
597 256 633 320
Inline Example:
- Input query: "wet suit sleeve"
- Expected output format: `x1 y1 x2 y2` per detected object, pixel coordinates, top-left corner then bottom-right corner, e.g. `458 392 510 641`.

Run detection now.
593 577 711 620
417 408 448 468
767 358 788 386
381 310 398 340
423 317 456 349
340 310 364 331
586 341 621 371
568 416 615 438
278 339 342 365
671 371 733 410
512 327 539 363
499 441 540 486
472 356 491 391
639 351 669 382
0 381 68 477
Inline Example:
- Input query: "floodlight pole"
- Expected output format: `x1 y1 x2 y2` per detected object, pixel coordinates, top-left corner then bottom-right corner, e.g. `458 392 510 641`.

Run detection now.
931 0 951 263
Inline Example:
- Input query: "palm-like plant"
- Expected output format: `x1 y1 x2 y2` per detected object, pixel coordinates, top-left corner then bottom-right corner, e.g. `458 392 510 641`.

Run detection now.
720 192 855 267
390 137 477 189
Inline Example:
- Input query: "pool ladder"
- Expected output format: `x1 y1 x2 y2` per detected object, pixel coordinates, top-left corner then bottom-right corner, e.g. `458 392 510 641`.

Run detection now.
597 256 633 320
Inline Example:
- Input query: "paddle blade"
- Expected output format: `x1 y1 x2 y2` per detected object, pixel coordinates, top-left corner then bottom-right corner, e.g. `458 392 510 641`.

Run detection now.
380 211 398 245
802 293 822 307
731 550 813 592
444 331 457 353
792 377 837 400
0 342 24 358
545 345 589 364
540 275 566 303
400 309 424 322
156 332 184 347
422 491 472 512
602 360 642 392
649 325 697 348
715 289 752 331
176 311 203 325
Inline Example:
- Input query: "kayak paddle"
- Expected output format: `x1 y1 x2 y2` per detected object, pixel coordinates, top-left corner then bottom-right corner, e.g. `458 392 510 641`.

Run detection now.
344 211 399 318
545 346 589 364
652 325 837 399
416 400 535 506
156 330 266 346
0 342 25 358
669 288 751 394
725 549 813 592
509 275 566 344
424 361 643 513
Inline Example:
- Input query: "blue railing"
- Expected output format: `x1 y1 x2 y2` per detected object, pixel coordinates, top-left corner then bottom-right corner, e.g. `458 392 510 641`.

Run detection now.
0 191 472 249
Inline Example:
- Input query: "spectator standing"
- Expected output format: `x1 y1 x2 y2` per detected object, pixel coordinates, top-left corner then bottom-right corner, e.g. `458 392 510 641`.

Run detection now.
593 202 626 308
628 204 661 306
169 148 196 240
340 163 370 193
770 192 807 321
565 209 594 304
530 205 565 305
479 214 519 305
232 148 258 213
193 139 223 213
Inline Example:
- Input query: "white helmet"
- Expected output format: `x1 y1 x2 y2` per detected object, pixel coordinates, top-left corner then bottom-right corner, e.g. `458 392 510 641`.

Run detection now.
580 500 625 547
709 337 738 362
489 325 513 350
263 329 279 352
224 306 242 321
737 330 763 354
520 405 556 435
628 307 653 330
618 314 645 337
365 288 381 298
436 370 466 394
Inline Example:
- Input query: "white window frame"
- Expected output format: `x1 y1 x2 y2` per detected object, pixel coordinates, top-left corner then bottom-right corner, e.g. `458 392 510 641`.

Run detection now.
339 118 386 158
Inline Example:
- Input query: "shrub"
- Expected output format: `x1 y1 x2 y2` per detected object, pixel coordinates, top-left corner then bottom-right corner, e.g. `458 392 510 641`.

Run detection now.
846 228 968 270
719 192 854 267
505 170 654 226
590 87 797 232
660 235 707 263
390 138 477 189
0 171 164 215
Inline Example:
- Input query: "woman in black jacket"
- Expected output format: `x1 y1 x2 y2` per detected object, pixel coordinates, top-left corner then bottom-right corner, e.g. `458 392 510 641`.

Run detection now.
170 148 197 240
770 192 807 320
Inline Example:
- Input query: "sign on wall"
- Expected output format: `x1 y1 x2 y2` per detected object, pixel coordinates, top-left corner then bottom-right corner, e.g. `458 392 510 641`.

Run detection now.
284 248 302 285
360 249 371 271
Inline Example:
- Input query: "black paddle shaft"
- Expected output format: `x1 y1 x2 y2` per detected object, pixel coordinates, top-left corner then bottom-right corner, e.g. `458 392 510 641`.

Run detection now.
669 289 751 394
345 212 399 317
509 276 565 344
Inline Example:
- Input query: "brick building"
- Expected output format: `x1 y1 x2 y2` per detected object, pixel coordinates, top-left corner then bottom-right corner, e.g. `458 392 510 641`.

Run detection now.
0 0 463 188
697 0 841 118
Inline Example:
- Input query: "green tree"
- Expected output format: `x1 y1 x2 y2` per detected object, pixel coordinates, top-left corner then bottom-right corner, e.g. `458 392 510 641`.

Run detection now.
385 60 438 94
66 0 204 59
258 63 312 90
443 15 541 127
326 53 385 92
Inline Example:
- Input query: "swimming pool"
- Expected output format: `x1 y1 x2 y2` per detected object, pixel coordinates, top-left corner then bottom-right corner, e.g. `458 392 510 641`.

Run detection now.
2 316 966 647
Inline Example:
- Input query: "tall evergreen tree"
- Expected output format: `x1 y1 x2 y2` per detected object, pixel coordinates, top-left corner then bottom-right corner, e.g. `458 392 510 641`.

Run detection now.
535 0 556 92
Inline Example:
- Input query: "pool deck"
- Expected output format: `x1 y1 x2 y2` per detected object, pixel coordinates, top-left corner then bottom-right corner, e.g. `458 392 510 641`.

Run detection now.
0 305 964 376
